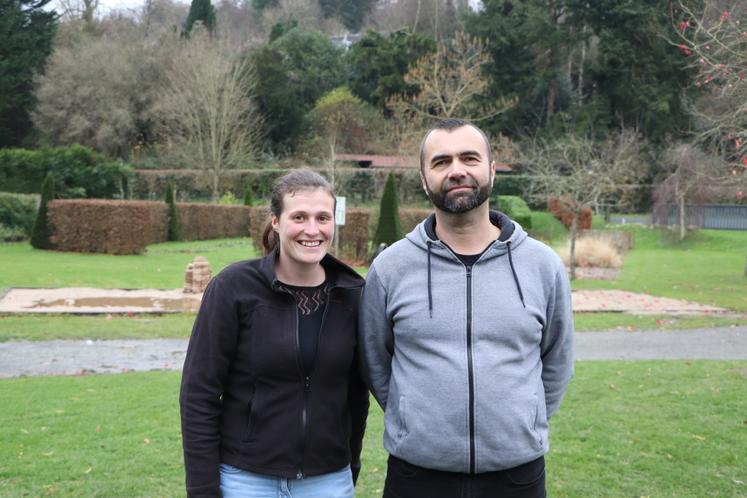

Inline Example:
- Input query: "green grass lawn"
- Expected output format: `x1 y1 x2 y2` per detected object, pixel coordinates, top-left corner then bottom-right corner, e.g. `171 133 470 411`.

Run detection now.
571 226 747 312
0 238 258 290
0 361 744 497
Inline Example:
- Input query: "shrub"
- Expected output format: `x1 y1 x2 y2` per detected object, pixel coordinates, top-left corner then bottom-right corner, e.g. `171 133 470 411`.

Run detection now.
548 197 592 230
373 172 403 246
496 195 532 229
558 236 623 269
48 200 166 255
30 174 55 249
165 183 180 241
0 192 38 237
175 203 251 241
0 145 132 198
337 209 369 262
400 208 432 233
243 188 253 206
249 206 270 252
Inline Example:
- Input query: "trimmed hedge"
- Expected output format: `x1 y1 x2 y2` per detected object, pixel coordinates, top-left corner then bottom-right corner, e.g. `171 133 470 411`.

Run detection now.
548 197 592 230
47 200 252 254
496 195 532 229
176 203 251 241
0 145 132 198
0 192 38 237
48 200 166 255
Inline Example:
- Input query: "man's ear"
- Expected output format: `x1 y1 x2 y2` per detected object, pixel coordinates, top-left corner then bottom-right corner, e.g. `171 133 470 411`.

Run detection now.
489 160 497 186
271 215 279 232
420 172 428 196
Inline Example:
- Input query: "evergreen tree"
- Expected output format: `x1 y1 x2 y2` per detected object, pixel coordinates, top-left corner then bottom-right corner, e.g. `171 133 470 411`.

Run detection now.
184 0 215 34
373 172 403 246
30 173 54 249
243 188 253 206
0 0 57 147
165 183 180 241
348 29 436 110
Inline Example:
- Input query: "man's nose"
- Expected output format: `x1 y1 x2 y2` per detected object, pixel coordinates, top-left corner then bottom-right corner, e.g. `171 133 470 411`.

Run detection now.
447 159 469 178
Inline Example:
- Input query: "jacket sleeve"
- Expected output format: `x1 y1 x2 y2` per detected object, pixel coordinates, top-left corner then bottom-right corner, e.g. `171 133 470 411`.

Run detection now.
347 353 369 484
357 264 394 410
180 277 240 497
540 263 574 418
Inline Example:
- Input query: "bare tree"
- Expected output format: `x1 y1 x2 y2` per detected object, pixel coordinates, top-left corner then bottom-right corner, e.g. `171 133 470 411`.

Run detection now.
524 131 648 279
386 31 515 153
673 0 747 273
154 27 263 202
653 143 726 241
33 23 171 158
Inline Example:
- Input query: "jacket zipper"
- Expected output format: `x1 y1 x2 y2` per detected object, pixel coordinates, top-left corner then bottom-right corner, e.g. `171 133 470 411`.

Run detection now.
294 287 333 480
465 265 476 474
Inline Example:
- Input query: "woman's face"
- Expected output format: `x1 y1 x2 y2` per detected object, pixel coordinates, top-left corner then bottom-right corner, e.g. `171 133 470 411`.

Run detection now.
271 188 335 268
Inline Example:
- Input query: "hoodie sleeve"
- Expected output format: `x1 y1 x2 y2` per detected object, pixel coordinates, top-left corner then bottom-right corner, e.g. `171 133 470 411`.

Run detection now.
179 277 240 497
540 263 574 418
358 264 394 410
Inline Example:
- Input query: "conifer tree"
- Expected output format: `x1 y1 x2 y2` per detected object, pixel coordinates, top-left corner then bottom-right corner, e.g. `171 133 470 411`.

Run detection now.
373 172 403 246
166 183 180 241
30 173 55 249
184 0 215 35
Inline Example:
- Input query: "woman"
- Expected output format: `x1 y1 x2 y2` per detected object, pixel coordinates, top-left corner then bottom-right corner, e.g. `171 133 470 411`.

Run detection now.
180 169 368 498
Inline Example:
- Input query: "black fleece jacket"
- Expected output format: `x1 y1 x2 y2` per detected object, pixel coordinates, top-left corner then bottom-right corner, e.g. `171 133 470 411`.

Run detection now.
179 250 369 497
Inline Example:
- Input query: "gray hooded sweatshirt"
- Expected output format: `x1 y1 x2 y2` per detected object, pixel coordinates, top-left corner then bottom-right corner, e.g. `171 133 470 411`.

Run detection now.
359 211 573 474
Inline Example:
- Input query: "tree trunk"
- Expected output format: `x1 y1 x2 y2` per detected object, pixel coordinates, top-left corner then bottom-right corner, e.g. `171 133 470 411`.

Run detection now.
678 194 686 241
211 169 220 203
569 211 578 280
744 254 747 277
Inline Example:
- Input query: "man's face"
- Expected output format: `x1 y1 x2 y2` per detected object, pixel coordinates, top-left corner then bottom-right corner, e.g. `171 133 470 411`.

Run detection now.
420 125 495 214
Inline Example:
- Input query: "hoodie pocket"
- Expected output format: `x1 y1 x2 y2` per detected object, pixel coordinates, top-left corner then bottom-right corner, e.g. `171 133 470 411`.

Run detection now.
531 393 542 448
397 395 408 440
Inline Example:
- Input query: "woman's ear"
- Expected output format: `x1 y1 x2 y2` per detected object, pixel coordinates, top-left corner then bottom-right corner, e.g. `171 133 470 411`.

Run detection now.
271 215 279 232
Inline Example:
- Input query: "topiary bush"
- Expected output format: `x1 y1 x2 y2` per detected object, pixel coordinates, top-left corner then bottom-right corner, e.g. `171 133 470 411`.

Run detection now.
30 173 55 249
165 182 180 241
373 172 403 246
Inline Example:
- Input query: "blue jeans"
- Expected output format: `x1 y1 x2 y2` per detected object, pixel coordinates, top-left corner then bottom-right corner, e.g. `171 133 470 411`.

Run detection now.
219 463 354 498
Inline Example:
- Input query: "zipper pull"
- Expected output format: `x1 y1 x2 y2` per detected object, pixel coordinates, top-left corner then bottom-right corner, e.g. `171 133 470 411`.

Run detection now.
304 376 311 392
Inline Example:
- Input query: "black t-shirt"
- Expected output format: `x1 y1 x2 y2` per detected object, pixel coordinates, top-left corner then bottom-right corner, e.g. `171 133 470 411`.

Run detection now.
277 281 329 373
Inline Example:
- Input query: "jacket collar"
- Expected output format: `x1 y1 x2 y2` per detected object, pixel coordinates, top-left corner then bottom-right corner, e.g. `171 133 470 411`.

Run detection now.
259 247 364 291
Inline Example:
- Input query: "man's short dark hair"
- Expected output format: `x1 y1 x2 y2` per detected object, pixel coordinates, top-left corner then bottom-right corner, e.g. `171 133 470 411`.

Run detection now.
419 118 493 171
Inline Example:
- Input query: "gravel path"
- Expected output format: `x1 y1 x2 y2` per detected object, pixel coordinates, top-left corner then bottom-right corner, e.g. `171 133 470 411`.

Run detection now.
1 327 746 378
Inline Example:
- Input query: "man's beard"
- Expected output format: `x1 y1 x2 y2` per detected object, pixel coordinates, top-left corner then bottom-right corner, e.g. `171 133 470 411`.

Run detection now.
425 176 491 214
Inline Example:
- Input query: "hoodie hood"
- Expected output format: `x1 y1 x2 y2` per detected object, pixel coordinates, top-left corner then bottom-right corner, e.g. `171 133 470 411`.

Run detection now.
405 210 528 315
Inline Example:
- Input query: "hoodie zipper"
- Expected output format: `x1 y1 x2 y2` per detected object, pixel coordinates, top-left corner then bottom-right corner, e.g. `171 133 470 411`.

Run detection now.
465 265 476 474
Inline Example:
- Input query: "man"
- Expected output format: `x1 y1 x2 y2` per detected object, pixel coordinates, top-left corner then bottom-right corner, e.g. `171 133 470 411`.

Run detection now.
359 118 573 498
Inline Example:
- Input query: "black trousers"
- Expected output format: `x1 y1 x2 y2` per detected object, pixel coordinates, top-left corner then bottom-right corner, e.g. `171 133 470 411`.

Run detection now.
383 455 546 498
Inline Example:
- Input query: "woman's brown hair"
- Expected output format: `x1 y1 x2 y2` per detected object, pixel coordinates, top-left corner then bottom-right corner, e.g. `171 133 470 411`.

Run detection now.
261 168 335 255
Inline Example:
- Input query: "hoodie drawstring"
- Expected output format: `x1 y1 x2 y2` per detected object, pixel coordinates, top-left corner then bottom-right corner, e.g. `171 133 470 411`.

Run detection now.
426 241 433 318
506 241 526 308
